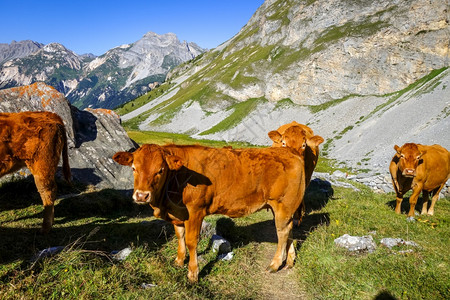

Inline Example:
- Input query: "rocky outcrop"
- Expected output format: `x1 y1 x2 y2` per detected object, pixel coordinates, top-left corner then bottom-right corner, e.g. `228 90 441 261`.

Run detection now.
0 83 136 190
219 0 449 104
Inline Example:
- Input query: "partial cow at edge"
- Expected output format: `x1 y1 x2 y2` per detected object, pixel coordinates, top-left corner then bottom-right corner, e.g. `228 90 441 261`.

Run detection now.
389 143 450 217
0 111 71 233
113 143 307 282
268 121 324 223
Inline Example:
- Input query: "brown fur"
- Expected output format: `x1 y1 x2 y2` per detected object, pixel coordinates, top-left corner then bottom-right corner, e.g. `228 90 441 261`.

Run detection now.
0 111 71 233
389 143 450 216
268 122 324 223
113 143 306 282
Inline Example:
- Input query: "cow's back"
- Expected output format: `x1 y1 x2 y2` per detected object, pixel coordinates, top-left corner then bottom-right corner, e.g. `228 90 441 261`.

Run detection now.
417 144 450 190
166 145 305 218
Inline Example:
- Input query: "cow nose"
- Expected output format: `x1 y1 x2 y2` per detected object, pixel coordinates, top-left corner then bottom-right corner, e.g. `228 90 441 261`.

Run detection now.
134 190 151 203
403 169 416 177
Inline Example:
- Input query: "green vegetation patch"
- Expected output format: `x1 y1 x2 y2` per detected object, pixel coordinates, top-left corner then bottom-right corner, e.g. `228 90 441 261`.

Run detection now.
126 130 256 148
363 67 448 122
313 19 388 53
199 97 267 136
308 94 360 113
297 186 450 299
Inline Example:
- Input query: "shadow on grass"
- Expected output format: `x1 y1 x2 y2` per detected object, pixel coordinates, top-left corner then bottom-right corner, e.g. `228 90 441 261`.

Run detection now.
386 195 426 215
198 212 330 278
0 180 175 268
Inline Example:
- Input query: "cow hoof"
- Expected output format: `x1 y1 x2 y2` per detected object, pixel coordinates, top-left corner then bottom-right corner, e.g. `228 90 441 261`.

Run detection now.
174 258 184 267
187 270 199 283
406 216 416 222
266 265 278 273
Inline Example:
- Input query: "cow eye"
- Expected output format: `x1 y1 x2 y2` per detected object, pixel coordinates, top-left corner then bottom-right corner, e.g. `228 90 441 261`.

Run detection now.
400 154 405 158
132 166 136 172
158 167 164 174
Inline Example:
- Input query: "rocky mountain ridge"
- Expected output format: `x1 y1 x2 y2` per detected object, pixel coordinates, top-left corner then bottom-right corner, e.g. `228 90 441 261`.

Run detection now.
0 40 44 64
0 32 205 109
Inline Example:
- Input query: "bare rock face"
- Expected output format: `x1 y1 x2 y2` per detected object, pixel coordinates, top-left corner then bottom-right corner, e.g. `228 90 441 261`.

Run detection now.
0 82 135 190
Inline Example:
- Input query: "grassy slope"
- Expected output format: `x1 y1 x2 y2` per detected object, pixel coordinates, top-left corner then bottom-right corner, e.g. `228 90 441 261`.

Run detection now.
0 131 448 299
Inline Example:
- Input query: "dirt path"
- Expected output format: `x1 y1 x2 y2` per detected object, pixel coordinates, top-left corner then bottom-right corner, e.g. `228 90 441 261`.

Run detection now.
257 242 306 299
252 219 307 299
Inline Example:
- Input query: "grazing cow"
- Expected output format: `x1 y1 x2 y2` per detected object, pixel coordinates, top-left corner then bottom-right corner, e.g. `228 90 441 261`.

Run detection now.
113 144 306 282
389 143 450 217
268 122 324 222
0 111 71 233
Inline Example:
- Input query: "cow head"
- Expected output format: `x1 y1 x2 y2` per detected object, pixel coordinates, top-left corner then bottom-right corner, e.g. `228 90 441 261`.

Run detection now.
394 143 426 177
268 125 324 155
113 144 183 206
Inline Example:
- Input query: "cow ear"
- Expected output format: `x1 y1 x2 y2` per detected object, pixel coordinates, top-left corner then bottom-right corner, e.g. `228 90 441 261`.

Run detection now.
268 131 282 143
166 155 184 171
418 150 427 158
113 152 134 166
307 135 324 147
394 145 400 154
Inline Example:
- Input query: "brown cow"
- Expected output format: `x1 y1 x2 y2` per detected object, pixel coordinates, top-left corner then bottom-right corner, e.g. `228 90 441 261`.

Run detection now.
0 111 71 233
113 144 306 282
268 122 324 222
389 143 450 217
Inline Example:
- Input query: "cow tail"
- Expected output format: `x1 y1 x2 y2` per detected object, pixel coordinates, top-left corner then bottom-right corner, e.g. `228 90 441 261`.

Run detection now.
60 125 71 183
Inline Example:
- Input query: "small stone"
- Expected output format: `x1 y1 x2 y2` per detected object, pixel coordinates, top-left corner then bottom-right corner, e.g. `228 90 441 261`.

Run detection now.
406 216 416 222
334 234 376 253
112 247 132 261
218 252 234 261
211 235 232 254
141 283 157 289
32 246 64 262
380 238 404 249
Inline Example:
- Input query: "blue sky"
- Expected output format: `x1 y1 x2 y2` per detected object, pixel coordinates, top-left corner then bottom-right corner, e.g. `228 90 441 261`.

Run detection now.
0 0 264 55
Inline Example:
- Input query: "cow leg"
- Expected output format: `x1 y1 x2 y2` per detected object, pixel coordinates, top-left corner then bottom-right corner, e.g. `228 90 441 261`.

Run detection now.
428 183 445 216
174 224 186 266
421 190 430 215
267 208 293 273
184 212 204 282
284 229 295 269
407 185 423 217
394 192 403 214
33 175 57 234
293 201 305 227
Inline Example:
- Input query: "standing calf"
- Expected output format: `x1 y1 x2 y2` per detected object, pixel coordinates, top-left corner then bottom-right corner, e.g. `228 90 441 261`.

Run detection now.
113 144 306 282
389 143 450 217
0 111 71 233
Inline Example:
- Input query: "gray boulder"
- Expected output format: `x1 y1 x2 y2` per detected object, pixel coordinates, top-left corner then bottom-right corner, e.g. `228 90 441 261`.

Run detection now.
0 82 136 190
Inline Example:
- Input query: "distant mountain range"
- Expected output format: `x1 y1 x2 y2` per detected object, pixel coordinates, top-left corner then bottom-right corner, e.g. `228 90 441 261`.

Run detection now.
0 32 205 109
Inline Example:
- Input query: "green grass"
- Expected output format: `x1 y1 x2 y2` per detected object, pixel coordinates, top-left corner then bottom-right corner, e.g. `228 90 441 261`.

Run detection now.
297 186 450 299
1 132 449 299
1 173 448 299
308 94 360 113
199 97 267 135
126 130 256 148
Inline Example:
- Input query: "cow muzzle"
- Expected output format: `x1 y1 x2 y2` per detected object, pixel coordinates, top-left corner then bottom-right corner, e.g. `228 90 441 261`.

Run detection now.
402 168 416 177
133 190 151 204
